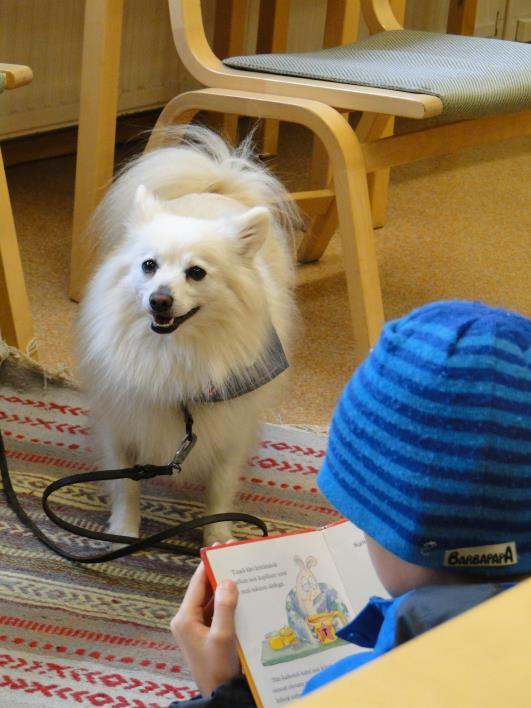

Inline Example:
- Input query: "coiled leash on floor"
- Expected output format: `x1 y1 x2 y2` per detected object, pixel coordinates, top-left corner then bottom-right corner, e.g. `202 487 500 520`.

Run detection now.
0 406 268 563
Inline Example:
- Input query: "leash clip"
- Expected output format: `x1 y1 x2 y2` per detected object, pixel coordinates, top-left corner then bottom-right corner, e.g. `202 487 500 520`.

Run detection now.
170 431 197 473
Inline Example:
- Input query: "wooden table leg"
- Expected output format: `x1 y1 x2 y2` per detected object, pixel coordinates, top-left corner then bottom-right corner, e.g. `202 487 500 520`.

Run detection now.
0 149 34 353
69 0 124 302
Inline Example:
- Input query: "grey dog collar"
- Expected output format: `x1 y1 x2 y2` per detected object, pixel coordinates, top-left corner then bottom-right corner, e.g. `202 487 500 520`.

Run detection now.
193 328 288 403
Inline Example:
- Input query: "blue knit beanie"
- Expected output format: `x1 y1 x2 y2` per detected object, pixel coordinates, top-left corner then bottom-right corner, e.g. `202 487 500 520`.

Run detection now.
318 301 531 576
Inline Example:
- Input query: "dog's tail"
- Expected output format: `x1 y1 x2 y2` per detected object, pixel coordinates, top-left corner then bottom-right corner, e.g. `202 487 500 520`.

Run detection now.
91 124 301 252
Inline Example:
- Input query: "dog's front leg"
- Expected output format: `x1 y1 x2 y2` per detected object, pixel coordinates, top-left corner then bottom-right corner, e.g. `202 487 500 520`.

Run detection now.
202 456 243 547
106 477 141 539
97 428 141 538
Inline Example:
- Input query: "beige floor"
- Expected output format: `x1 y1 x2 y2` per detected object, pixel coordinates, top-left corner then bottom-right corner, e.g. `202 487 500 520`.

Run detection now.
5 123 531 426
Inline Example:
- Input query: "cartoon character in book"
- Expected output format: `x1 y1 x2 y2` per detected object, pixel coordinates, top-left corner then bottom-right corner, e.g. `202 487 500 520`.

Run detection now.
286 556 349 645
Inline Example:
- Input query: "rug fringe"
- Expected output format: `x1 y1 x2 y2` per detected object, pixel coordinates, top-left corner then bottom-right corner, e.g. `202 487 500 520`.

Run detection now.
0 339 76 389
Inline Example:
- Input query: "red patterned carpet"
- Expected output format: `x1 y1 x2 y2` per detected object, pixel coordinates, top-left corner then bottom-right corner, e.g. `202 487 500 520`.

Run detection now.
0 344 333 707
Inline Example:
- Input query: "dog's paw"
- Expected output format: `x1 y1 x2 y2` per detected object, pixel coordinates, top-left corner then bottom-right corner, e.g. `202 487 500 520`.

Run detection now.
203 522 234 548
108 503 140 539
108 520 140 541
107 525 139 554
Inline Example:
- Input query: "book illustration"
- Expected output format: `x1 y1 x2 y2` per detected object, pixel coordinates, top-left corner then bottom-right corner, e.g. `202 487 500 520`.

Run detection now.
202 520 387 706
261 555 349 666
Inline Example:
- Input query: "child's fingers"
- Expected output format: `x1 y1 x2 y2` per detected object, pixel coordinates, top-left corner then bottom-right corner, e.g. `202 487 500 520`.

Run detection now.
210 579 238 641
178 562 212 615
203 594 215 625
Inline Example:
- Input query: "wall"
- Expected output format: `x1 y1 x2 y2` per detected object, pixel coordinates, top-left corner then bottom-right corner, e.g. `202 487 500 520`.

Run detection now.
0 0 187 138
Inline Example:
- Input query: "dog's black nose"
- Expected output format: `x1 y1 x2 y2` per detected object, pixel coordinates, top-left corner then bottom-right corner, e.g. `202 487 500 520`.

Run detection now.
149 290 174 313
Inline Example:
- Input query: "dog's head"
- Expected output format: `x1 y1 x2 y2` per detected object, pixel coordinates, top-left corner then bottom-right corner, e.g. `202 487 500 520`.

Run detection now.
121 185 272 337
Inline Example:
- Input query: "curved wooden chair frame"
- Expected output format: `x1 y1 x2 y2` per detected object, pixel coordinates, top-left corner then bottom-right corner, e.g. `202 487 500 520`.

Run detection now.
146 88 384 364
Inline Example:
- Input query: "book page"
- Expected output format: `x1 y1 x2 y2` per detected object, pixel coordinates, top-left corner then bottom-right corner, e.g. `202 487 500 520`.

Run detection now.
322 521 388 616
204 526 381 706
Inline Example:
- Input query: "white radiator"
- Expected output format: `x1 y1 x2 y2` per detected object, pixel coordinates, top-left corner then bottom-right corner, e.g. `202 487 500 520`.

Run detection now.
0 0 189 139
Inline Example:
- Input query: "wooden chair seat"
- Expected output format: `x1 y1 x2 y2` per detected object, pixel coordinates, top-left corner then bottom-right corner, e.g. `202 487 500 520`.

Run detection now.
224 29 531 120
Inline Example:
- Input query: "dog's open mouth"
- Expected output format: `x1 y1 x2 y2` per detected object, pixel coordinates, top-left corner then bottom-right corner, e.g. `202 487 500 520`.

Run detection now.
150 307 200 334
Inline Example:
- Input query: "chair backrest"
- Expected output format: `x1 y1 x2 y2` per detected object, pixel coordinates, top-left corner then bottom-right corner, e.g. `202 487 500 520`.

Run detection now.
168 1 406 77
169 0 224 87
361 0 404 33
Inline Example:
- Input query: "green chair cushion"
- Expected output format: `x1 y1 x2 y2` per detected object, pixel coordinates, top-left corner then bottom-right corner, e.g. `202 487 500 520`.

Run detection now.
224 30 531 119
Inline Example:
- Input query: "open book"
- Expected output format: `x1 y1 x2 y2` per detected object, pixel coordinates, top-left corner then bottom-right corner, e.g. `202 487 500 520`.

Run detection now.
201 519 387 707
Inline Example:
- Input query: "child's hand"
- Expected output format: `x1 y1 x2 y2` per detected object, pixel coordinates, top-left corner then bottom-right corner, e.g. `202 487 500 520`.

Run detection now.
170 561 241 697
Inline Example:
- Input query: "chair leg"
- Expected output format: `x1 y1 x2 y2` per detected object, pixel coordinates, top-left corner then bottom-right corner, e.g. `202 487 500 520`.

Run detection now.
297 133 337 263
297 198 338 263
326 126 385 364
0 150 34 353
261 119 280 156
356 113 395 228
298 106 395 262
145 89 384 365
211 0 247 145
367 168 391 229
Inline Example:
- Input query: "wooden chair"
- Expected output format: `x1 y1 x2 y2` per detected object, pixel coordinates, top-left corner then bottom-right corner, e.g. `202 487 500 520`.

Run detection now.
147 0 531 366
0 63 35 354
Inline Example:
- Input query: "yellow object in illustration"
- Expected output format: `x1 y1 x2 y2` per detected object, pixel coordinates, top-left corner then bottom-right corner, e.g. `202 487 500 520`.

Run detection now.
268 626 298 650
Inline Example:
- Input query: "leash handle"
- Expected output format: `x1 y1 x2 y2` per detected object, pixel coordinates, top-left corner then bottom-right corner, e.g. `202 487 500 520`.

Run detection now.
0 428 268 564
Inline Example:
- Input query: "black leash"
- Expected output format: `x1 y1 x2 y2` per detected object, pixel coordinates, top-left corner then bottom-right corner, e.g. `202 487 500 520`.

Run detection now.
0 407 268 563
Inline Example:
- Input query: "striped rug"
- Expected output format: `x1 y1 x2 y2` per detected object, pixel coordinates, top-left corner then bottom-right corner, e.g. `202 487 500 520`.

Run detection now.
0 344 334 707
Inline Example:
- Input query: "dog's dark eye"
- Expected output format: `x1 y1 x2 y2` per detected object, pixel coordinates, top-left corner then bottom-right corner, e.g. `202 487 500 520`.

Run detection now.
142 259 158 274
186 265 207 281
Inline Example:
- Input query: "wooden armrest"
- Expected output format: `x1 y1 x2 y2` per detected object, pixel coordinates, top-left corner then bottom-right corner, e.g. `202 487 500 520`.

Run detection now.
0 63 33 89
291 578 531 706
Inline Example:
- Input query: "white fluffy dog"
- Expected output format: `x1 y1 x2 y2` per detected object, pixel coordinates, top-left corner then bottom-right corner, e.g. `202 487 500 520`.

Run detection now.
77 127 298 545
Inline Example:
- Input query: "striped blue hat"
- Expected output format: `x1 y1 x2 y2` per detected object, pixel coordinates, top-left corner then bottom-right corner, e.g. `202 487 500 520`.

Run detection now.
318 301 531 576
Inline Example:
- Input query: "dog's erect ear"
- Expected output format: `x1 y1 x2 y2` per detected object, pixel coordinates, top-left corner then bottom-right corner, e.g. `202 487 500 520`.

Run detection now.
133 184 162 222
231 206 270 258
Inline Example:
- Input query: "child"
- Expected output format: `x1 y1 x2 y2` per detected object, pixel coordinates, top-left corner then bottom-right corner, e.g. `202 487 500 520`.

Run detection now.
168 300 531 706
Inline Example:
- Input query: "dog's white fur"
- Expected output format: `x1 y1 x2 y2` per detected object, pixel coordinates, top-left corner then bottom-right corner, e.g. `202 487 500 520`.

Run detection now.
77 127 298 544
